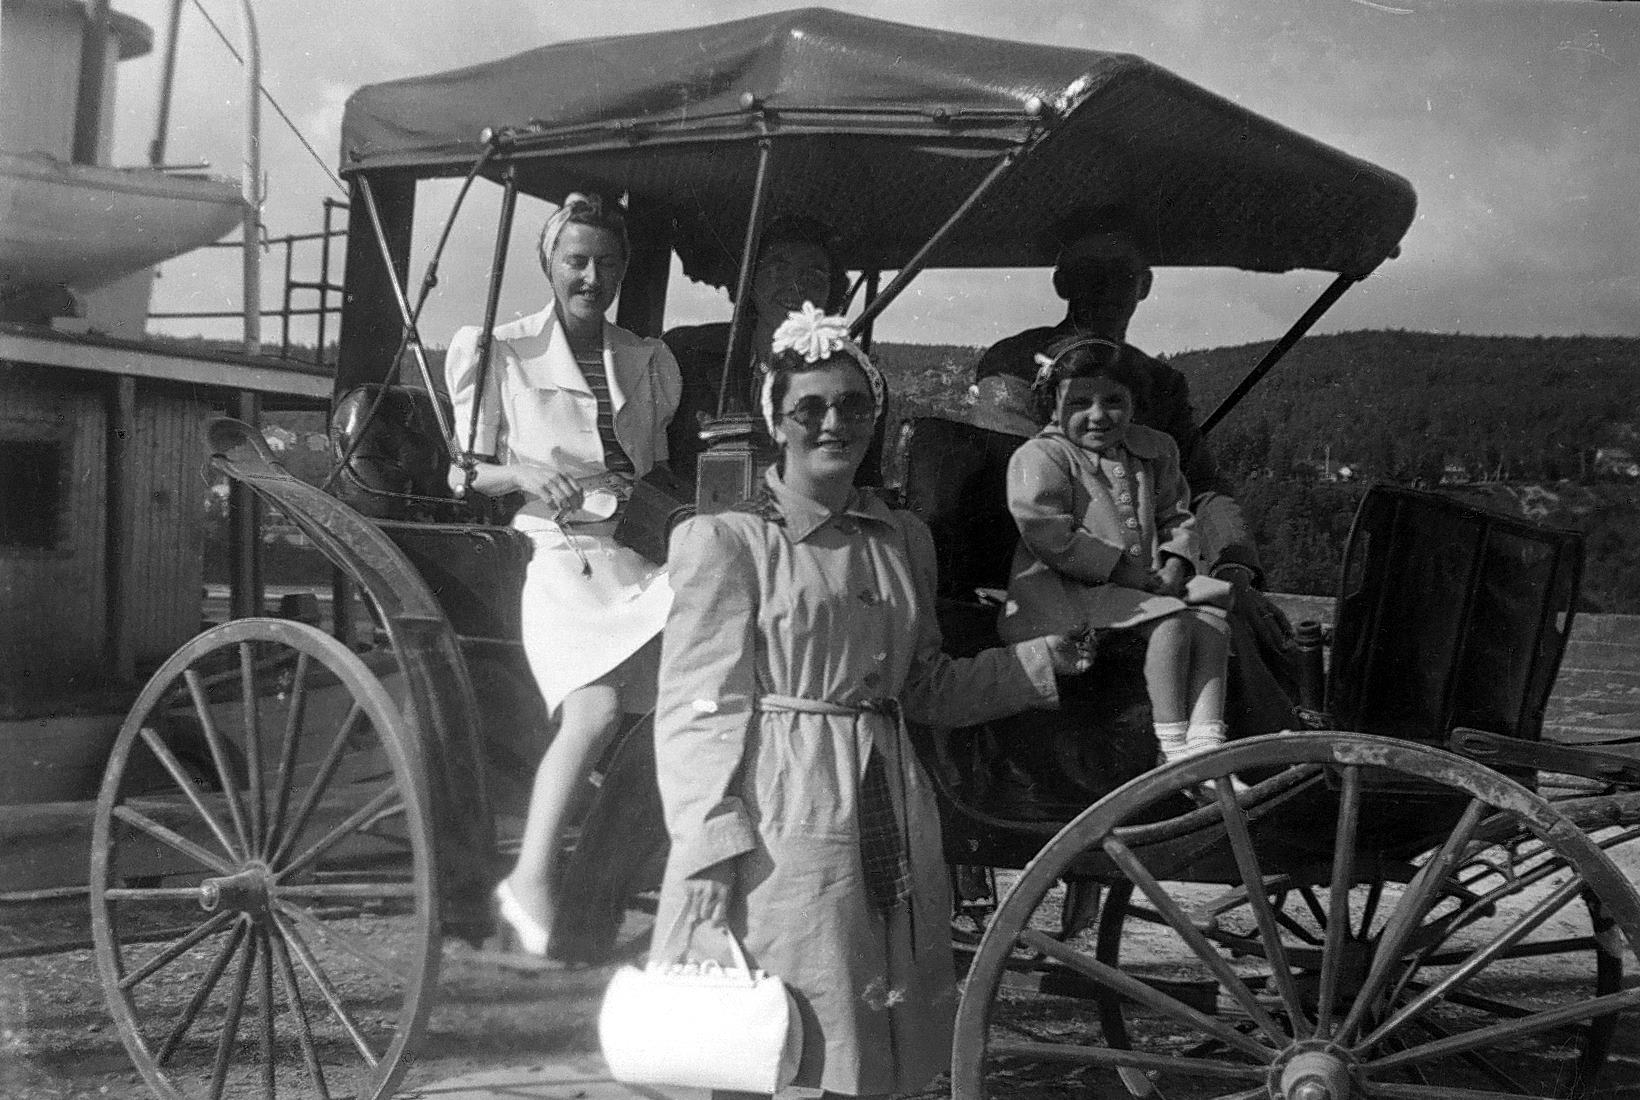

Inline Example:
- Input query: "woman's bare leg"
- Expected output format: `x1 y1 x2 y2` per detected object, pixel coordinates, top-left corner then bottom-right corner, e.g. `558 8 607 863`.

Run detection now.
504 674 623 938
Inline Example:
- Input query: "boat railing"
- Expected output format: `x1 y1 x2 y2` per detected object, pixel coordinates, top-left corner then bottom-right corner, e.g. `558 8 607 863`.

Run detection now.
147 196 348 368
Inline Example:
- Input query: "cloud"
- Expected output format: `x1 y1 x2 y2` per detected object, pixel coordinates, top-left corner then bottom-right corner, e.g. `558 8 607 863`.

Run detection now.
93 0 1639 351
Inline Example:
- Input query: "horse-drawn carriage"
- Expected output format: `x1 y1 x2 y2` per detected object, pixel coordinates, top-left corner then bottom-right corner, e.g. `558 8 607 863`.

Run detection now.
84 9 1640 1100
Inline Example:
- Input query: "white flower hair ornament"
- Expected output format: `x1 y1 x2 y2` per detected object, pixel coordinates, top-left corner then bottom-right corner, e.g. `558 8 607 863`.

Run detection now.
760 303 886 435
1031 336 1123 393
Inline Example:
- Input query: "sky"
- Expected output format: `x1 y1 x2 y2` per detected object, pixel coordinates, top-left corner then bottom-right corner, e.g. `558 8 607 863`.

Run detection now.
99 0 1640 356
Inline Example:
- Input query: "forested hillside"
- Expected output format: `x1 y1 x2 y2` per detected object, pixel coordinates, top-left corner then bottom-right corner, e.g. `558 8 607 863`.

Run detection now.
873 332 1640 611
241 330 1636 610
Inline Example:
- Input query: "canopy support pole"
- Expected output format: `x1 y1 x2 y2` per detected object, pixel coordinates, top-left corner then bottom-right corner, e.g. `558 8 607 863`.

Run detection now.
718 135 776 417
1199 272 1362 437
466 166 519 456
354 175 462 455
849 143 1027 338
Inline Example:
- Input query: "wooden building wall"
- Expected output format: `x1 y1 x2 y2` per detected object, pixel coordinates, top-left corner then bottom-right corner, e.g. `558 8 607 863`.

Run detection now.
0 362 209 705
123 384 209 666
0 362 107 696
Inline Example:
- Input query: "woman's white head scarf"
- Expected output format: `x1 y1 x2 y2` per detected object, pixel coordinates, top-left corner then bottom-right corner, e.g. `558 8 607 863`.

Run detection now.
537 192 630 268
759 303 885 435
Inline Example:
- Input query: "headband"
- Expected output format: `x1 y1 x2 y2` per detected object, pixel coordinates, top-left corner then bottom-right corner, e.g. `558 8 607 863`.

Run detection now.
1032 336 1123 393
538 192 629 266
760 303 885 435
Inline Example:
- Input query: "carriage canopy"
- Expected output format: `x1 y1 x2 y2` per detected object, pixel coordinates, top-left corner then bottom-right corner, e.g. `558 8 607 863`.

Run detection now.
339 7 1417 288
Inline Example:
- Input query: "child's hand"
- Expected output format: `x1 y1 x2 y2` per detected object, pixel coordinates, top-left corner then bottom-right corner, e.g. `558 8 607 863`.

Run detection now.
1045 624 1097 676
1109 556 1156 592
1153 557 1190 598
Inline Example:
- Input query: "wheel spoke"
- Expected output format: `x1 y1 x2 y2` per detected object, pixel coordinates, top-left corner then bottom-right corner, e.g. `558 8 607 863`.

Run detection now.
1361 872 1586 1050
275 912 381 1068
274 882 419 901
269 704 364 867
1214 781 1311 1037
118 910 236 991
1436 988 1537 1021
1369 1083 1539 1100
1367 986 1640 1073
134 725 241 859
1273 904 1325 946
269 928 331 1100
987 1037 1265 1080
1296 884 1331 930
258 927 277 1100
184 669 254 856
1316 764 1362 1038
1019 927 1275 1062
1339 795 1490 1042
158 918 248 1065
1359 879 1386 939
208 922 258 1100
275 785 401 883
240 642 267 855
264 651 312 860
1102 835 1290 1047
103 886 216 901
272 897 409 986
1405 1015 1533 1095
111 803 236 876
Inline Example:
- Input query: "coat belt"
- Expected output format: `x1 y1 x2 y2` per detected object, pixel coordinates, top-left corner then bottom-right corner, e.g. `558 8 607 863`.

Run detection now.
755 693 900 719
752 693 910 913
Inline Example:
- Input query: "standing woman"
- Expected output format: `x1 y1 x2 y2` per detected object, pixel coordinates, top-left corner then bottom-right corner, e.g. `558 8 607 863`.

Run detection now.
444 193 682 956
653 305 1089 1098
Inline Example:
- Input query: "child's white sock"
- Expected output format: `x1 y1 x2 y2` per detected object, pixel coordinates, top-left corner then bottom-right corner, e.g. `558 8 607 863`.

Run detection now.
1186 721 1229 756
1154 721 1191 765
1186 721 1250 795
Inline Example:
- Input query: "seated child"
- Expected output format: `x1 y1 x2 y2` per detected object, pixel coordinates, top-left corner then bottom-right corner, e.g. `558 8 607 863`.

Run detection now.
996 337 1238 780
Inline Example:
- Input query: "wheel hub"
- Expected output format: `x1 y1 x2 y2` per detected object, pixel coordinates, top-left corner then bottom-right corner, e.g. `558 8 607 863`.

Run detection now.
1270 1042 1356 1100
198 863 273 919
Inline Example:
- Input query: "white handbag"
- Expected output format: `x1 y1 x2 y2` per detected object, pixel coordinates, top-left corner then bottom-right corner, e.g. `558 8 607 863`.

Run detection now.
598 918 803 1094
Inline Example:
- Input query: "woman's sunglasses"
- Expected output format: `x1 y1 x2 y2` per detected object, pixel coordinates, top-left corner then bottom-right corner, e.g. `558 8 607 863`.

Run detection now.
781 394 876 430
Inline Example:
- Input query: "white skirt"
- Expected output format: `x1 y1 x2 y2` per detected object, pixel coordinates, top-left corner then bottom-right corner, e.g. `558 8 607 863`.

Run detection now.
514 512 672 713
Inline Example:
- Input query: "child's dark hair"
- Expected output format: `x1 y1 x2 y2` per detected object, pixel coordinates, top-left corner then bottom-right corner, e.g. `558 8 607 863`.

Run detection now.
1029 337 1150 423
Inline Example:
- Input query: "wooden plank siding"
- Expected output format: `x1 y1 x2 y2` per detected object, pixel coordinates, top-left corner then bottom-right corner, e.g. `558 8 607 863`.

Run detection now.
1 363 211 707
0 362 107 696
123 382 210 667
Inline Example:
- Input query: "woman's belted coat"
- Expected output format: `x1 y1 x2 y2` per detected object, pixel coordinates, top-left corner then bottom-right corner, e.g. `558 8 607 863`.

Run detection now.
653 469 1058 1096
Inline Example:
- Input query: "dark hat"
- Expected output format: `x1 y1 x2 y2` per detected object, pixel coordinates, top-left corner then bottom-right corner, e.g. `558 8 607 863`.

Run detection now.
969 374 1042 438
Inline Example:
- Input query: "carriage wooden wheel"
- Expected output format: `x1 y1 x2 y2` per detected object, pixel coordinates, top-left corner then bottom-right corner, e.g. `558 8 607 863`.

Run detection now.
952 732 1640 1100
90 618 439 1100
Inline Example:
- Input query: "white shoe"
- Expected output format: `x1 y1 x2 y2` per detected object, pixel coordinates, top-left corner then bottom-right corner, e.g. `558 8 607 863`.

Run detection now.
494 880 550 957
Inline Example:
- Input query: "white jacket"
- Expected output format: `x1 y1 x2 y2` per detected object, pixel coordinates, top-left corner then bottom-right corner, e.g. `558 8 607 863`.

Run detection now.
445 304 683 519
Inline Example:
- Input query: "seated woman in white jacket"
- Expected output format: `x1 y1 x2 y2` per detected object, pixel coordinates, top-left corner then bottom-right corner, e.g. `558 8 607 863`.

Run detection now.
444 194 682 956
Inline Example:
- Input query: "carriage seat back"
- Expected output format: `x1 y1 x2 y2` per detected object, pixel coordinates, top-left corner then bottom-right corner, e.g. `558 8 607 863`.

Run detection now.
1327 485 1582 744
330 384 462 521
376 521 533 642
897 416 1027 601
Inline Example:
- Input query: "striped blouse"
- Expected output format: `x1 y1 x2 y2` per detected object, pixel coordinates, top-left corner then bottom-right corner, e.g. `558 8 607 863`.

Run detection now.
576 349 635 477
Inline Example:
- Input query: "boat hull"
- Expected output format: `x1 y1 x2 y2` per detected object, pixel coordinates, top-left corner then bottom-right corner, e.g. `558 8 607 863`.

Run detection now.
0 150 243 293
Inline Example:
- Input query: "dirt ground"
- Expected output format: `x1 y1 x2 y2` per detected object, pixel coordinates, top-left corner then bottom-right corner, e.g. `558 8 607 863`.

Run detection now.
6 844 1640 1100
0 926 619 1100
